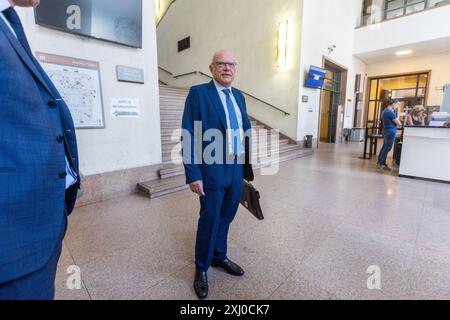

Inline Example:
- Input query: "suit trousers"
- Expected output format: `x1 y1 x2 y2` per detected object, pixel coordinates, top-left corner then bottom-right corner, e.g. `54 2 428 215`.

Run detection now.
0 210 67 300
195 162 244 271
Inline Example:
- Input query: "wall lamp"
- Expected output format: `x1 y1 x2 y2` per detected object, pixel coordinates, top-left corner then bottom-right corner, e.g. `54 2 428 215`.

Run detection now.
277 20 288 67
155 0 162 17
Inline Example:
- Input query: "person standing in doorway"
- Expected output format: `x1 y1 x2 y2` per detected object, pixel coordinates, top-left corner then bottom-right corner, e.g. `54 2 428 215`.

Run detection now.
377 100 402 171
0 0 79 299
182 50 254 299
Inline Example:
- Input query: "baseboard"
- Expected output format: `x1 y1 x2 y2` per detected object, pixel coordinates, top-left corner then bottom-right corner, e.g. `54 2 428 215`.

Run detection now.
75 163 162 207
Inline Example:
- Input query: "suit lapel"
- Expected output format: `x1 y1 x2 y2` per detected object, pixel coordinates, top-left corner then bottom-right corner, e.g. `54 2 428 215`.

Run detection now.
232 87 250 130
207 81 228 130
0 18 52 96
231 88 246 117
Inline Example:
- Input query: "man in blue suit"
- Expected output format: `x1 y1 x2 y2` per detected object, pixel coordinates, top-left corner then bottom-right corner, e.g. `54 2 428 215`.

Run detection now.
0 0 79 300
182 50 254 299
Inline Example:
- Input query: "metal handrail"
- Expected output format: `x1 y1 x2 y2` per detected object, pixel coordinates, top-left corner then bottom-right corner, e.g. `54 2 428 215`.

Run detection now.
171 70 290 116
174 71 203 79
158 66 173 76
156 0 177 28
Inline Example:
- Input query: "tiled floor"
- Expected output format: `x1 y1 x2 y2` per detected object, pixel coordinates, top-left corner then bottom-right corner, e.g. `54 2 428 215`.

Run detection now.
56 143 450 300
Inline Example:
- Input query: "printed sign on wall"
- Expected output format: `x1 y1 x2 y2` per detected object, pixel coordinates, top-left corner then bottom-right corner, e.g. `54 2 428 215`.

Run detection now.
111 98 141 118
36 52 105 129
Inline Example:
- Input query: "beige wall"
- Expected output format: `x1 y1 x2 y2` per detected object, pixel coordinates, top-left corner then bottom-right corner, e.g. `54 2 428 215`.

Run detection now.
366 51 450 106
157 0 303 140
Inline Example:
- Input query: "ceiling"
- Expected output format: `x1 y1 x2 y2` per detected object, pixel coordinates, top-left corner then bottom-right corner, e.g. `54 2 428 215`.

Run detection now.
354 36 450 64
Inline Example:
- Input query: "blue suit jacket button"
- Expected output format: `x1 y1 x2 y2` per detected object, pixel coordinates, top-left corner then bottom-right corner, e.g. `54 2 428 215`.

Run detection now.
59 171 67 179
47 100 57 108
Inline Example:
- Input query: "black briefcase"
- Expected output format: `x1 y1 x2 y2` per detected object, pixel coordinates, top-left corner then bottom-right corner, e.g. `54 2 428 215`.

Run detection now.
240 180 264 220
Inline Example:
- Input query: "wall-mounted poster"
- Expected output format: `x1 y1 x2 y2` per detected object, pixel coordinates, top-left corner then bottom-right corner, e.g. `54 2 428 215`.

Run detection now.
36 52 105 129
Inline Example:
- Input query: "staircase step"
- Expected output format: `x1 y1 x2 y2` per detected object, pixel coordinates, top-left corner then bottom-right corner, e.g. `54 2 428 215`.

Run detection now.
158 164 185 180
159 97 186 107
160 132 290 146
159 103 186 109
160 88 189 92
160 90 189 94
160 121 183 127
160 124 268 132
137 175 188 199
138 84 312 199
159 105 186 110
159 95 188 100
278 143 301 152
160 131 285 140
160 111 184 117
160 135 181 142
159 88 189 94
161 145 302 164
162 149 182 159
154 148 315 189
160 133 289 146
255 149 314 169
159 102 187 107
161 137 289 152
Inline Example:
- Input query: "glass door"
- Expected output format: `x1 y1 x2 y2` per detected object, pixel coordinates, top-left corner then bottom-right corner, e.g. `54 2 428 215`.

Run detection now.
366 72 429 130
320 68 342 143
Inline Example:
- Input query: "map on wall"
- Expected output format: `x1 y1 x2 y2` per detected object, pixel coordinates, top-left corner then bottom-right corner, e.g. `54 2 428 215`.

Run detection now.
36 52 105 129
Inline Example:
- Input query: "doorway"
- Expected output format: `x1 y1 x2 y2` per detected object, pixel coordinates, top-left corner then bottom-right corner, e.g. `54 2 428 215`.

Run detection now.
318 59 347 143
365 71 430 129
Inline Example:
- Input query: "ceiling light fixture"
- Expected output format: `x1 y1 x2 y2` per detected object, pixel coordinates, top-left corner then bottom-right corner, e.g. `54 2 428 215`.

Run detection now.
396 50 413 56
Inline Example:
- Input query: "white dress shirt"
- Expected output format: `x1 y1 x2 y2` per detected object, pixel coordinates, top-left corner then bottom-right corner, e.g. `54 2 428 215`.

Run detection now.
213 80 244 155
0 0 14 35
0 0 11 12
1 1 77 189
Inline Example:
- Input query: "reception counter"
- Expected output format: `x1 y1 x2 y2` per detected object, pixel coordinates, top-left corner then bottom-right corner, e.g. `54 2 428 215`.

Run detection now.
400 126 450 183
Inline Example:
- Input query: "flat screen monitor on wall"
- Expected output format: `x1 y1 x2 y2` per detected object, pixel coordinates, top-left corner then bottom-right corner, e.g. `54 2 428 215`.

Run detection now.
34 0 143 48
305 66 326 89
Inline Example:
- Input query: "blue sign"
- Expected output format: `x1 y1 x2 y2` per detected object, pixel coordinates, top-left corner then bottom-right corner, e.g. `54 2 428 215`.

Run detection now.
305 66 326 89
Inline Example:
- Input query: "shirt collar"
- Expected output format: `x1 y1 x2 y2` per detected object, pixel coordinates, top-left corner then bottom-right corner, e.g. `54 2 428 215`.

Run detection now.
213 79 232 94
0 1 17 38
0 0 11 12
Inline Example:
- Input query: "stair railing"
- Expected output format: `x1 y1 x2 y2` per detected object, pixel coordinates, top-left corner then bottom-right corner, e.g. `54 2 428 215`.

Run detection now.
158 67 291 116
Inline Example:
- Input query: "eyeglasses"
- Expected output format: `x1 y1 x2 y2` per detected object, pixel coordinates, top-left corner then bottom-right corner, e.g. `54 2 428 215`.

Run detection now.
214 61 237 69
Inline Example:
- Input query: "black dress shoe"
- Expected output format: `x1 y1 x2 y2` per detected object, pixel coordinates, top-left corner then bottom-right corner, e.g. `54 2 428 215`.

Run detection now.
194 268 208 299
212 259 245 276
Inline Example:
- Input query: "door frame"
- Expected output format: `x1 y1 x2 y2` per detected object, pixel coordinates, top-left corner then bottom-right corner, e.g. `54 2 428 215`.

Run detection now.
317 56 348 147
363 70 431 128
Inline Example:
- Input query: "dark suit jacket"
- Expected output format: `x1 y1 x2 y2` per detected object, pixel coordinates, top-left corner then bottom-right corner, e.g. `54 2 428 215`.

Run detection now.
0 17 79 283
181 81 254 188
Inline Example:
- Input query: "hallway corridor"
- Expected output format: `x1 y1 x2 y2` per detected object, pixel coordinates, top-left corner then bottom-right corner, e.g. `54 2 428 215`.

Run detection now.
56 143 450 300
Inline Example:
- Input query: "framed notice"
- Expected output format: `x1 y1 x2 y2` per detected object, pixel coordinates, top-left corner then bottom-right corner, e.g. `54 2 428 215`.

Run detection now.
36 52 105 129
